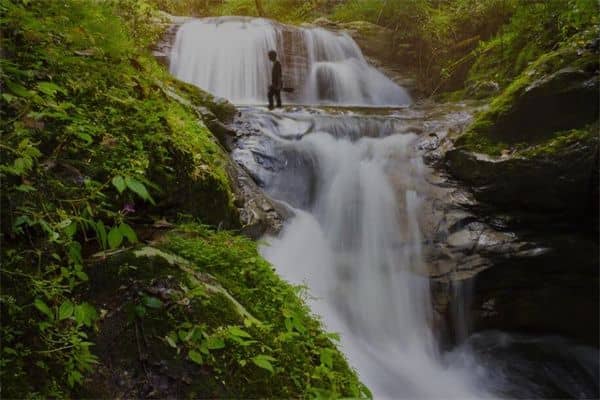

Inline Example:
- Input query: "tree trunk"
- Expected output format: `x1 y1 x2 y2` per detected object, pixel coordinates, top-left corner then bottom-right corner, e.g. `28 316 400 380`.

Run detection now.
255 0 265 17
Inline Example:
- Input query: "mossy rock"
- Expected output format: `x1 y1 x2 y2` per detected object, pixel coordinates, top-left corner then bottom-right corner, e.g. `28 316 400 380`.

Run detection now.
142 78 239 227
461 44 599 147
446 123 598 224
168 78 237 123
449 40 599 225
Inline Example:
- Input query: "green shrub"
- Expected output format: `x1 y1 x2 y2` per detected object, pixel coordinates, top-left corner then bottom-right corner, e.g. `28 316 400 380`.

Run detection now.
468 0 599 88
0 0 233 396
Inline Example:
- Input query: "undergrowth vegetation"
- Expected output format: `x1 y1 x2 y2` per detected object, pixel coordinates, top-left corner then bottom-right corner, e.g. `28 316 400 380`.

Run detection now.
468 0 599 88
456 3 599 155
157 224 368 398
1 0 597 396
79 223 368 398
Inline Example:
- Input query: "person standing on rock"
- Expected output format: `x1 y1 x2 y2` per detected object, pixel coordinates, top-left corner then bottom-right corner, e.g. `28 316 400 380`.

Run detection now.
268 50 282 110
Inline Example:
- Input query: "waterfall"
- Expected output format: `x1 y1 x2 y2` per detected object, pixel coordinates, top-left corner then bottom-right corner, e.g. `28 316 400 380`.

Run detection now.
169 17 410 106
252 114 487 398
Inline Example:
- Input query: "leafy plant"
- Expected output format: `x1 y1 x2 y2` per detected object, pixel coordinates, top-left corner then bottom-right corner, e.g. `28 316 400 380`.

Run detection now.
0 0 234 396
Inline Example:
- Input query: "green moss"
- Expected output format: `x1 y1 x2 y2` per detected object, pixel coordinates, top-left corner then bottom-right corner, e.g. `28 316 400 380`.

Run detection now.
168 78 237 122
519 123 599 158
84 225 370 398
160 224 369 398
457 36 599 156
467 1 599 90
454 129 509 155
436 89 468 102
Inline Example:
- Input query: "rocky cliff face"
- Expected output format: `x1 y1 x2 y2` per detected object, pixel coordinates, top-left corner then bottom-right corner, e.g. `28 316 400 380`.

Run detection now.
434 39 599 346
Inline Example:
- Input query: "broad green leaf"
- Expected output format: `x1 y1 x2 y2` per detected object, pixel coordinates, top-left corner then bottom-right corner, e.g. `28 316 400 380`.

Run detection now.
111 176 126 194
206 336 225 350
12 158 27 175
188 350 203 365
75 270 89 281
125 177 154 204
323 332 340 342
320 349 334 369
68 242 82 265
75 131 93 144
5 79 31 97
74 303 97 327
58 300 74 320
96 220 107 249
64 221 77 238
37 81 65 97
143 296 162 309
199 341 209 355
165 335 177 348
107 226 123 249
134 304 146 317
228 326 251 338
252 355 275 373
15 184 36 192
67 370 83 387
34 299 54 320
119 223 137 243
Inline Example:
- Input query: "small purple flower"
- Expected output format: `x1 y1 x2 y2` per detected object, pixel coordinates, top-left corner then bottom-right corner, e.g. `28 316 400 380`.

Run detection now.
74 175 85 186
122 203 135 214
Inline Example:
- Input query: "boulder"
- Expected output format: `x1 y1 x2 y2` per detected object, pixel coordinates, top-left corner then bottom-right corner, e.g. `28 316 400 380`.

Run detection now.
490 67 599 141
469 234 599 347
226 159 290 239
446 133 598 222
464 45 599 143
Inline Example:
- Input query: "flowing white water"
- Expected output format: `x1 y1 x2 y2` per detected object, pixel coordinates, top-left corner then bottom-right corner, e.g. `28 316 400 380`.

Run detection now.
257 126 487 398
169 17 410 106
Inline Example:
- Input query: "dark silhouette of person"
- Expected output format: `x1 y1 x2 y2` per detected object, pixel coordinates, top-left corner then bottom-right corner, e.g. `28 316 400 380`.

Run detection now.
268 50 282 110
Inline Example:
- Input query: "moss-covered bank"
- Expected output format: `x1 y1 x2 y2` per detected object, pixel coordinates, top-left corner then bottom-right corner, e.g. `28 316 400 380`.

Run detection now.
82 223 368 399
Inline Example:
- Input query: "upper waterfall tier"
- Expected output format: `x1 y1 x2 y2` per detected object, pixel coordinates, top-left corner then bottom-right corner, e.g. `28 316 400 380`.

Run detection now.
169 17 411 106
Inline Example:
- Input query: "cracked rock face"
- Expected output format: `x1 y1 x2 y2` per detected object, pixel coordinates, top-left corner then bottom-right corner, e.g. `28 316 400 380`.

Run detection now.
385 100 598 348
226 160 291 239
419 102 598 347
